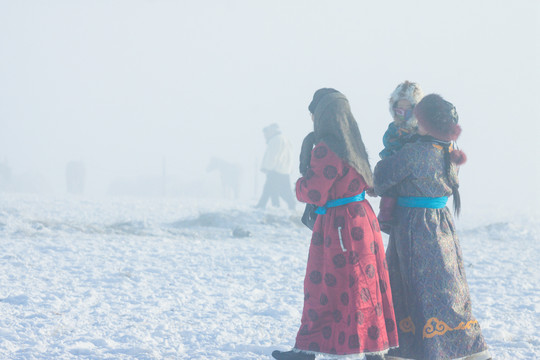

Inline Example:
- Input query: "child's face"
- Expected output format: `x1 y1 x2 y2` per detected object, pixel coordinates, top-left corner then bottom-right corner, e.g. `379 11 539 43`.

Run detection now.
395 99 412 111
394 100 413 122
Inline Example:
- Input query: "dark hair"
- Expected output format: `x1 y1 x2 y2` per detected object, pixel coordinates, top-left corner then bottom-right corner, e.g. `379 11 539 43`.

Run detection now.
443 145 461 216
416 94 463 215
308 88 339 114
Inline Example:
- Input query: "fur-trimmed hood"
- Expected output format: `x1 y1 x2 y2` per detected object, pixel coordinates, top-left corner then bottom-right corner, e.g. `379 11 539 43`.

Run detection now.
389 81 424 119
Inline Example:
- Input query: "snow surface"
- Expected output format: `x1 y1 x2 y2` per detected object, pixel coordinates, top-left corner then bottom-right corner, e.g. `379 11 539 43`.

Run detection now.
0 194 539 359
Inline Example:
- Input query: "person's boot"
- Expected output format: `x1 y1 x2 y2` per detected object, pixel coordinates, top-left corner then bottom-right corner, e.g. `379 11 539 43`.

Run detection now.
365 354 385 360
271 350 315 360
378 196 397 235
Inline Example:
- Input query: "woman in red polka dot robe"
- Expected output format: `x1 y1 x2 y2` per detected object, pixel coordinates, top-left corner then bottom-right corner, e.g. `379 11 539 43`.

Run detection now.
272 89 398 360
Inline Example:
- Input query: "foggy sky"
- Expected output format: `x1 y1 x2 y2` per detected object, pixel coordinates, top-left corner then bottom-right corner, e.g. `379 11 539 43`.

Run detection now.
1 0 538 219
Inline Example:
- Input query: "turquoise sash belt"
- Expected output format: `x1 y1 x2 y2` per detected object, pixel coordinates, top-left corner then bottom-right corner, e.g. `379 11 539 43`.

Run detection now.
397 196 448 208
315 192 366 215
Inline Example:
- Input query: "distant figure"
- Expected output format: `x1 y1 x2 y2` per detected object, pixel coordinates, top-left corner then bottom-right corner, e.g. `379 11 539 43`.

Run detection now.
206 157 242 199
256 123 295 210
66 161 86 194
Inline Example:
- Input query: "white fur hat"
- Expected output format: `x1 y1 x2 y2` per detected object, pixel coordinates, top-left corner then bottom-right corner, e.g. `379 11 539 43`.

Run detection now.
388 81 424 118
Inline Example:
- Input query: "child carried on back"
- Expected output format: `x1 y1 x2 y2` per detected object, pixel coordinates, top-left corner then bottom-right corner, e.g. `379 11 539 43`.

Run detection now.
378 81 423 233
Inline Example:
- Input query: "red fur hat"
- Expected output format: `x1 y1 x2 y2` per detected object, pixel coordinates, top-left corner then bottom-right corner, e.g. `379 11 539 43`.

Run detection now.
414 94 461 142
414 94 467 165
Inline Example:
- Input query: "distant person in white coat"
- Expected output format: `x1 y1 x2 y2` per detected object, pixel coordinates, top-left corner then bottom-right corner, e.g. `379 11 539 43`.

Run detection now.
256 123 296 210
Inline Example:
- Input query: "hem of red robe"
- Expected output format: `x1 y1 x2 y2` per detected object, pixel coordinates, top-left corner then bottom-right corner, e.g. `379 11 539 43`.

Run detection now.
292 344 399 358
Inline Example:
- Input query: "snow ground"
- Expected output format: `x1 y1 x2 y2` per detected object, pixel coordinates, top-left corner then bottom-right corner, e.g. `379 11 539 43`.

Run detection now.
0 194 538 359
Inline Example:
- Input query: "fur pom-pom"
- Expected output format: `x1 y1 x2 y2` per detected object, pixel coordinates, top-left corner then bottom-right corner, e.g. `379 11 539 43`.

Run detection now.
450 149 467 165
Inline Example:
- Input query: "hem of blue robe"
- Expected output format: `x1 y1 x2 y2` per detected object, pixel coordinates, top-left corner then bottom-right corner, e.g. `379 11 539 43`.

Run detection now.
385 349 491 360
292 345 398 358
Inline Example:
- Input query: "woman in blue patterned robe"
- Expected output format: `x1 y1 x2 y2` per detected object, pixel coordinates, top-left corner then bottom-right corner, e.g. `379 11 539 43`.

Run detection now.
373 94 491 360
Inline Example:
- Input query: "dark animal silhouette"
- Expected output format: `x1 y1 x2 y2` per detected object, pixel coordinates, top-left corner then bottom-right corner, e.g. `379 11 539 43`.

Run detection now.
206 157 242 199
